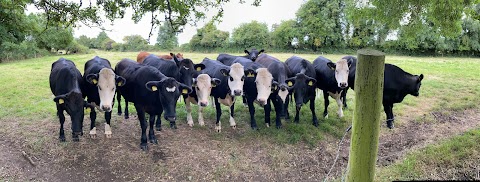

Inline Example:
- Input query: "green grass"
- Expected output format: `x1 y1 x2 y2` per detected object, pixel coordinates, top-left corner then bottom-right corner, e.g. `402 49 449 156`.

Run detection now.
376 129 480 181
0 51 479 147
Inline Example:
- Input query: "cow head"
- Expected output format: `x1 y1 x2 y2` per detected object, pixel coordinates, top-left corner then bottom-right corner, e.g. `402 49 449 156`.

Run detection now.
327 59 351 89
411 74 424 96
53 91 85 138
193 74 221 107
249 68 274 106
146 78 192 123
86 68 126 112
244 48 265 61
172 54 205 88
220 63 246 96
286 73 316 110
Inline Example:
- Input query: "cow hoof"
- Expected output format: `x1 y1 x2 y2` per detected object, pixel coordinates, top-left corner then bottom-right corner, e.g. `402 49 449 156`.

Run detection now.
199 122 205 126
276 125 282 129
124 115 129 119
117 112 122 116
294 120 300 124
90 134 96 139
387 121 394 129
59 137 66 142
231 125 236 129
266 123 270 128
313 122 319 127
324 113 329 119
140 144 148 151
150 138 158 144
155 127 162 131
215 126 221 133
188 122 194 127
251 126 258 130
72 137 80 142
105 133 112 138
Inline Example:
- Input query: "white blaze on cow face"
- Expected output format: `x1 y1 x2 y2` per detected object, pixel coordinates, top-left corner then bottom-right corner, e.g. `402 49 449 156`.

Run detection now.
166 86 176 92
254 68 273 106
333 59 349 89
97 68 116 112
278 89 289 104
227 63 245 96
194 74 214 107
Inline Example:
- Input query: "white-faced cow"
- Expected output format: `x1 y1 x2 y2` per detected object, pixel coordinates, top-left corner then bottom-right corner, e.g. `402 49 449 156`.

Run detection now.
339 55 357 109
217 48 265 65
313 56 352 119
285 56 318 126
200 58 247 132
83 56 126 138
184 74 221 127
255 54 293 128
115 59 191 150
346 63 424 129
49 58 88 142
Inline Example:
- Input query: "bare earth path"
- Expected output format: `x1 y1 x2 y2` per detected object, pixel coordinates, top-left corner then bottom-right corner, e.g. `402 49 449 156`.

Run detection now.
1 109 479 181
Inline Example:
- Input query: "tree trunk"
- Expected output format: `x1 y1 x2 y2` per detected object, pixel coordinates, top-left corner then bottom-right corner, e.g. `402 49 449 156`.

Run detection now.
346 49 385 182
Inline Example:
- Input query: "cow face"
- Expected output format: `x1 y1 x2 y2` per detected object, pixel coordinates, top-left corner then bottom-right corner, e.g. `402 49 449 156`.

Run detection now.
220 63 245 96
53 91 85 136
146 78 191 122
175 58 206 88
327 59 350 89
252 68 274 106
286 73 317 109
411 74 424 96
193 74 221 107
244 49 265 61
86 68 126 112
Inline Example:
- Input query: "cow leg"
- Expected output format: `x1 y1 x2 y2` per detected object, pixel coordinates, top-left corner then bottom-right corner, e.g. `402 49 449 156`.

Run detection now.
104 111 112 138
185 98 194 127
134 104 148 151
57 107 66 142
242 96 248 107
334 94 344 118
89 108 97 138
384 103 395 129
285 94 291 120
229 103 236 129
323 90 330 119
148 114 158 144
124 100 129 119
246 97 257 130
294 102 300 123
116 91 122 116
264 99 272 128
211 96 216 109
272 98 283 129
310 97 319 127
342 88 348 109
198 106 205 126
214 97 222 132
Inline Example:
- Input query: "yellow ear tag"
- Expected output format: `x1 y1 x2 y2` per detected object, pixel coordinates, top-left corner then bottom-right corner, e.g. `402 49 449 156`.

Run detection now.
152 86 158 91
274 85 277 90
59 99 64 104
287 81 293 87
92 79 98 85
182 89 188 94
117 81 122 86
308 81 313 86
196 67 202 71
247 73 254 77
86 107 91 113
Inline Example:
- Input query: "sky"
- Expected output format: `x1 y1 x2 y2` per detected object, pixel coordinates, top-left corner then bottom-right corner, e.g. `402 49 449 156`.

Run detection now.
67 0 305 45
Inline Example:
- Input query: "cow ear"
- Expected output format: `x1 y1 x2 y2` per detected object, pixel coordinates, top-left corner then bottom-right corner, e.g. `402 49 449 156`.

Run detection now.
86 74 99 85
211 78 221 87
244 49 250 55
171 53 180 66
220 68 230 76
286 78 295 87
347 60 352 68
418 74 424 82
307 77 317 86
115 75 126 87
145 81 161 92
327 62 336 70
179 83 192 95
259 49 265 54
194 64 206 71
271 81 279 91
53 94 68 104
245 69 256 78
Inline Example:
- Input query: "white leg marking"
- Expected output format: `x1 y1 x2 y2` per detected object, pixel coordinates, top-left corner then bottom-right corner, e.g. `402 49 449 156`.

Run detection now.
229 114 236 129
336 98 344 118
89 127 97 138
198 106 205 126
186 98 193 127
215 120 222 132
105 124 112 138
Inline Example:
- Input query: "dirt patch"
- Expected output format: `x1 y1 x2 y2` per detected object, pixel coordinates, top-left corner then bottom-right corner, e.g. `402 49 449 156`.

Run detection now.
0 108 479 181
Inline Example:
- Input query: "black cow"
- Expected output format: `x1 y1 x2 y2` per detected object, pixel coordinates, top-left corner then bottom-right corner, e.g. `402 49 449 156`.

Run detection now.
217 48 265 65
199 58 247 132
313 56 352 119
255 54 292 128
83 56 126 138
285 56 318 126
49 58 87 142
347 63 424 129
140 54 205 130
115 59 191 150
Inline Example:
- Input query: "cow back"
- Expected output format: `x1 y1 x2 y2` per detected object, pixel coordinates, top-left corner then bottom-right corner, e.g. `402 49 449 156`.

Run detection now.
313 56 341 92
143 54 179 78
50 58 83 96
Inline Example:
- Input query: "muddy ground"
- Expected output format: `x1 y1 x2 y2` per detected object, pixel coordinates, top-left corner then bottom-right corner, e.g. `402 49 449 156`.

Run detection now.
1 108 479 181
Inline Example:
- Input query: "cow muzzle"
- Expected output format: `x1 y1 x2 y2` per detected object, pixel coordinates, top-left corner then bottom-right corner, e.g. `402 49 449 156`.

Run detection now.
256 98 267 106
101 105 112 112
199 101 208 107
233 90 243 96
339 82 348 89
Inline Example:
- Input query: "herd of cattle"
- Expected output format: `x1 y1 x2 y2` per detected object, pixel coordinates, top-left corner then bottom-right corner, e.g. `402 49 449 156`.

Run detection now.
49 49 424 150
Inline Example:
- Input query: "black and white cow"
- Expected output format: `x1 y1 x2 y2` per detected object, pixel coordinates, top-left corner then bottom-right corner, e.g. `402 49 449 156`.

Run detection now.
313 56 351 118
115 59 191 150
140 54 205 130
49 58 87 142
200 58 247 132
229 57 276 129
285 56 318 126
83 56 126 138
340 55 357 108
346 63 424 129
217 48 265 65
255 54 292 128
184 74 221 127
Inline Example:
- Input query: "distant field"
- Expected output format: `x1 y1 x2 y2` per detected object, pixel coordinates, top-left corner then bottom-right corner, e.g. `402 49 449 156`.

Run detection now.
0 50 479 181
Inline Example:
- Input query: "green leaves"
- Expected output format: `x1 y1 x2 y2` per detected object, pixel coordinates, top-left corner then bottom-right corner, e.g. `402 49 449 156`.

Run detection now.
231 21 270 48
156 23 179 50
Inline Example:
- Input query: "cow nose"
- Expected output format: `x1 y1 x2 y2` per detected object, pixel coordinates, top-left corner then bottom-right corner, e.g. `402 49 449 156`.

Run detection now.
199 101 208 107
257 98 266 106
234 90 242 96
101 105 111 112
166 116 176 122
339 82 348 88
280 87 286 91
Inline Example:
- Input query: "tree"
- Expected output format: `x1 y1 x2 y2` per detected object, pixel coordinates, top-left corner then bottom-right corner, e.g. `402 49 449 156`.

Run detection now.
27 13 74 52
94 31 110 49
189 21 230 50
122 35 148 51
270 20 300 49
101 38 116 51
231 21 270 49
156 23 179 50
77 35 94 48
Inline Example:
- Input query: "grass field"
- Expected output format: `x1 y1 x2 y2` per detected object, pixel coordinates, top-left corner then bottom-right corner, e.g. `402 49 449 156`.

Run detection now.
0 50 479 181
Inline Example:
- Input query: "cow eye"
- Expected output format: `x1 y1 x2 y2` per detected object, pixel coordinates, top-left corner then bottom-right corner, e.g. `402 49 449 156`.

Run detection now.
111 88 114 91
98 87 102 91
229 77 234 81
241 76 245 81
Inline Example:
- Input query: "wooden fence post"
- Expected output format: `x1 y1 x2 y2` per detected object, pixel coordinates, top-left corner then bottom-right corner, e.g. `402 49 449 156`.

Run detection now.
346 49 385 182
